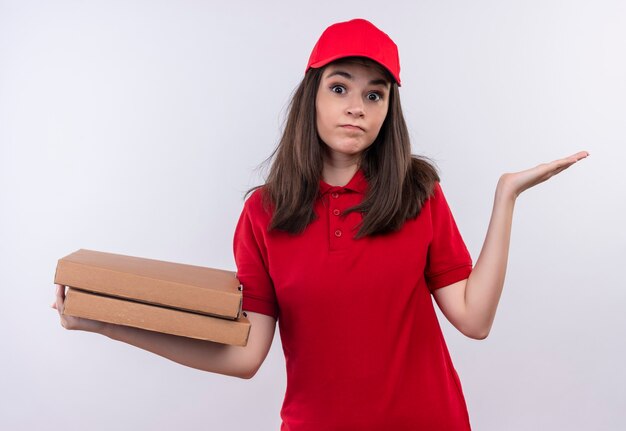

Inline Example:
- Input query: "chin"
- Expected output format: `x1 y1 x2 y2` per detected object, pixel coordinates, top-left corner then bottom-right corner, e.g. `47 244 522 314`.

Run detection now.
322 138 372 158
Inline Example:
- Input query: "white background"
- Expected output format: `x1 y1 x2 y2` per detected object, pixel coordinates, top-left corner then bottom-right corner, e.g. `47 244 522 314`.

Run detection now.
1 1 625 430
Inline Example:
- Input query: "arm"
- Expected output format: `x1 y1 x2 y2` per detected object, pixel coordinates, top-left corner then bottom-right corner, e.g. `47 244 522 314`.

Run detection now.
433 151 589 340
53 284 276 379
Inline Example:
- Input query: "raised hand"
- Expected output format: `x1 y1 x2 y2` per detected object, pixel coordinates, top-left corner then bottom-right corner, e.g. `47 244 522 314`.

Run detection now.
433 150 589 339
498 151 589 199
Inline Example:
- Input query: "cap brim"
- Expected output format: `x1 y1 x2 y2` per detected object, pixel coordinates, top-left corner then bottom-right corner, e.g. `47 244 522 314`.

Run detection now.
308 53 401 86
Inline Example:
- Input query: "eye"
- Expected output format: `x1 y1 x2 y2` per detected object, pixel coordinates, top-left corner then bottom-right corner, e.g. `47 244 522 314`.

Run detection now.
331 85 346 94
367 92 382 102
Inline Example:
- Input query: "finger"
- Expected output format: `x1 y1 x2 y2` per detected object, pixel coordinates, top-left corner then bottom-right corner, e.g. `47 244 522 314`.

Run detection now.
552 160 577 172
522 161 568 181
56 284 66 300
550 165 569 178
55 284 66 314
555 151 589 166
571 150 590 160
543 154 586 181
545 155 581 174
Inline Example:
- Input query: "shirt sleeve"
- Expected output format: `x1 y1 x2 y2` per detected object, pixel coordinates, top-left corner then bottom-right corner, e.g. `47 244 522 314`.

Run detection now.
424 182 473 292
233 192 279 319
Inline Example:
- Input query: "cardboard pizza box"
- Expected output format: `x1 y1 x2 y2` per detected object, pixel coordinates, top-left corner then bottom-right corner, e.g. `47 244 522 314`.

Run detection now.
63 288 250 346
54 249 242 319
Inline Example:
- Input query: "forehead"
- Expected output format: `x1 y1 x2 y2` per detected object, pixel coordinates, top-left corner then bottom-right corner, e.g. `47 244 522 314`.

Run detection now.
322 58 391 85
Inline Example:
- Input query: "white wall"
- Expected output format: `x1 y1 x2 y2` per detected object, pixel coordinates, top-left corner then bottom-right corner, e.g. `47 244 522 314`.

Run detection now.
1 1 624 429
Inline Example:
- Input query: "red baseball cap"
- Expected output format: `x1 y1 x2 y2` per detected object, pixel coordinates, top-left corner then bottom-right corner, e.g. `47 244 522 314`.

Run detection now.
305 18 401 86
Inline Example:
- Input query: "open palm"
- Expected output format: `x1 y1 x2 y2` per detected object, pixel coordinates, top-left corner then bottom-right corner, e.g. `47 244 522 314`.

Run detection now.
499 151 589 198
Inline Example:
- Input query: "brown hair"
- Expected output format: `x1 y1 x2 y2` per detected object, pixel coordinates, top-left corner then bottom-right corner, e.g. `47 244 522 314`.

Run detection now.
250 58 439 238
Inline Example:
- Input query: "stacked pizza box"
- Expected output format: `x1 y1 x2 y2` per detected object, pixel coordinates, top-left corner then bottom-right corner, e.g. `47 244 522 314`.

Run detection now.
54 249 250 346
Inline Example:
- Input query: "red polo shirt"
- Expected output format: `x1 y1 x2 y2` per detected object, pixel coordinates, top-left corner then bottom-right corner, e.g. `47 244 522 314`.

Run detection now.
233 169 473 431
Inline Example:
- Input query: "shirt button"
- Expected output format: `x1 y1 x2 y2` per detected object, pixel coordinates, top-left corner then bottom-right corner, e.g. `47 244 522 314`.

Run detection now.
332 208 341 216
331 192 339 199
334 229 342 237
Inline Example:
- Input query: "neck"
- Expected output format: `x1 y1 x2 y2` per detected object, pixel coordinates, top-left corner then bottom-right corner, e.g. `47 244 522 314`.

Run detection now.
322 151 360 186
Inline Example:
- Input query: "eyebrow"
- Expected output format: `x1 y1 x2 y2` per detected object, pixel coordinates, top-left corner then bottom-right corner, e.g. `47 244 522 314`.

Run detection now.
326 70 390 88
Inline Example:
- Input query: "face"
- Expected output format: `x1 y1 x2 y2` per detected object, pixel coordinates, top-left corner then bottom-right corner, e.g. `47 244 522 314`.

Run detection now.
315 60 391 162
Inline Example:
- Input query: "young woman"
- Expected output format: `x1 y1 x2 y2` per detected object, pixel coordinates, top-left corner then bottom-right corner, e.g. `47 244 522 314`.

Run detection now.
54 18 588 430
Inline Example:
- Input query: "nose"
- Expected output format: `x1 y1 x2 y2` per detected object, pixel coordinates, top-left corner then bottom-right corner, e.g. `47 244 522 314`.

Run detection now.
346 95 365 118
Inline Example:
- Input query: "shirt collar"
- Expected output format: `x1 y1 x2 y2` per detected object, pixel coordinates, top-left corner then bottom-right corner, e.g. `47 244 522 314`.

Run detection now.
319 168 368 195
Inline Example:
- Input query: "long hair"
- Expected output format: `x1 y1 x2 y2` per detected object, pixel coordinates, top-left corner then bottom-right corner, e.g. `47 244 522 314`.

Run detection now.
250 58 439 238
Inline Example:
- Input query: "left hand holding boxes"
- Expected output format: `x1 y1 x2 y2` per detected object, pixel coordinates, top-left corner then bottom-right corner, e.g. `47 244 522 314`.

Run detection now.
53 249 250 346
52 249 276 380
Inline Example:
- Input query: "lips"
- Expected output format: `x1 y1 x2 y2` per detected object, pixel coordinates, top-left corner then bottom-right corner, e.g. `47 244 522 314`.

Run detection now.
340 124 365 132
